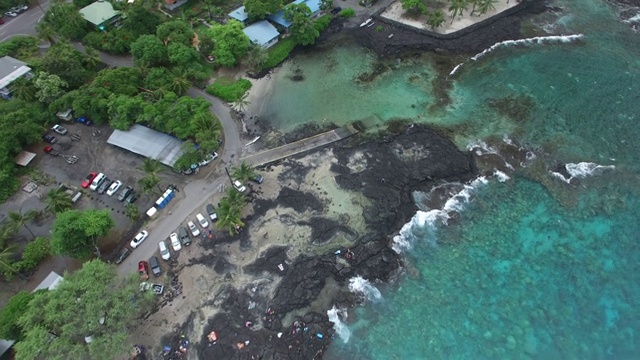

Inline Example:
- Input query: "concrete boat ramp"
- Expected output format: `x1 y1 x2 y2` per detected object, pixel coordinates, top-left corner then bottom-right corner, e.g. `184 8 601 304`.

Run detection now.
241 125 359 167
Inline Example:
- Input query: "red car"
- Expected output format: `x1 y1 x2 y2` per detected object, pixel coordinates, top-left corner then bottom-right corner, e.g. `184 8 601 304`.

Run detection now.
81 172 97 188
138 261 149 281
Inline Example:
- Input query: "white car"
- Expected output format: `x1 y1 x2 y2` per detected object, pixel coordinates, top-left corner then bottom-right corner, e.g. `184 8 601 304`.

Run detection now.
158 240 171 260
130 230 149 249
233 180 246 193
196 213 209 228
187 221 200 237
51 124 67 135
169 233 181 251
198 152 219 167
4 11 18 17
106 180 122 196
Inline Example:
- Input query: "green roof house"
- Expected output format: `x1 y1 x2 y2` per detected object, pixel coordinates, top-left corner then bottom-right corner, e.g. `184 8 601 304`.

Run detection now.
79 0 120 29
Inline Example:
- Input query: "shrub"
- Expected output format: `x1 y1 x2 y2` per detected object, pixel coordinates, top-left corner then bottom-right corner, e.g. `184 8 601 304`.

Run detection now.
338 8 355 17
375 25 383 32
261 37 296 71
82 29 133 55
0 36 39 59
206 77 252 102
16 237 51 272
314 14 332 32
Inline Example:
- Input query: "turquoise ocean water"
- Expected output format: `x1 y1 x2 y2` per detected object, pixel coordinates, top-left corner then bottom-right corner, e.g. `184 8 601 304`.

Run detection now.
262 0 640 358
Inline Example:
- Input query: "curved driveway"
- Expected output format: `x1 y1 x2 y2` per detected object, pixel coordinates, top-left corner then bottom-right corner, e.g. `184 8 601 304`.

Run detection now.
0 1 50 41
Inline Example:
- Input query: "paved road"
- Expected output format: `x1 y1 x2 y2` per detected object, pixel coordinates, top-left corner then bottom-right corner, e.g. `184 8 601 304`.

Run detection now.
0 1 50 41
88 49 245 277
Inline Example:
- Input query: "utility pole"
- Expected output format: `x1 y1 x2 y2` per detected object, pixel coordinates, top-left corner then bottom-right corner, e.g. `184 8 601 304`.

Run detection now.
224 166 233 185
34 0 45 15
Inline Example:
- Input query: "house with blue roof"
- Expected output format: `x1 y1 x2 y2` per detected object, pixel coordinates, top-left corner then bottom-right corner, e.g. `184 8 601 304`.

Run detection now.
228 5 249 24
243 20 280 49
268 0 322 30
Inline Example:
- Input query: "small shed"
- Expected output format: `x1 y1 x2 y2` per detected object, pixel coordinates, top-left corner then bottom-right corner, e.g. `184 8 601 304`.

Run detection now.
243 20 280 49
15 151 36 167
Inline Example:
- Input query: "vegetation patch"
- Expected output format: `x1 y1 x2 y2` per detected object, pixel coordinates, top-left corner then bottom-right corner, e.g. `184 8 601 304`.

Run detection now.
261 37 297 70
338 8 356 17
206 77 252 102
0 36 39 59
314 14 332 32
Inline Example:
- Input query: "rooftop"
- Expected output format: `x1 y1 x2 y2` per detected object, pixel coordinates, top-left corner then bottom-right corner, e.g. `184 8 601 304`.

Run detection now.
228 5 249 22
15 151 36 166
0 56 31 89
243 20 280 47
79 0 120 26
107 125 185 167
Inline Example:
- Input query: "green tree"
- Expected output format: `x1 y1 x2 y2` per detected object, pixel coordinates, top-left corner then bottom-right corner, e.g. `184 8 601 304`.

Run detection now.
34 72 68 104
15 260 154 360
107 94 145 130
476 0 497 15
93 67 143 96
41 43 91 89
16 237 51 272
225 186 247 208
243 45 268 72
426 9 446 28
448 0 469 24
320 0 333 11
122 6 161 37
156 20 195 46
50 209 114 259
0 291 34 341
170 69 192 95
10 77 36 102
216 196 245 235
45 188 73 214
35 21 57 45
285 4 319 46
244 0 282 21
138 158 165 193
208 20 251 67
124 204 140 221
0 244 19 279
232 160 256 183
8 210 36 238
41 2 88 40
130 34 168 67
192 112 223 152
231 92 251 113
400 0 427 15
83 46 102 70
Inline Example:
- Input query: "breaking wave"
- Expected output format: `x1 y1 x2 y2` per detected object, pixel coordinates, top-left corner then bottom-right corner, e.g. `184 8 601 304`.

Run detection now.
550 162 615 184
349 276 382 302
327 306 351 343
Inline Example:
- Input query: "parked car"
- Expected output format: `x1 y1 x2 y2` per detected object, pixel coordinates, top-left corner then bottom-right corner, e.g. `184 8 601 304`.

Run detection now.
251 174 264 184
149 256 162 276
130 230 149 249
233 180 246 193
330 6 342 14
178 227 191 246
81 172 97 188
196 213 209 228
77 116 93 126
158 240 171 260
117 186 133 201
44 146 60 156
97 178 112 194
124 192 137 205
42 134 57 144
198 152 219 167
89 173 106 191
106 180 122 196
17 4 28 11
51 124 67 135
138 261 149 280
4 11 18 17
206 204 218 221
0 18 5 25
187 221 200 237
169 233 181 251
114 247 131 265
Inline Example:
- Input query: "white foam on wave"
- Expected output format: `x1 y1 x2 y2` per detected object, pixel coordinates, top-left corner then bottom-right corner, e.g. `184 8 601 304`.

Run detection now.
471 34 584 61
467 140 498 156
449 63 464 76
494 170 510 182
565 162 615 179
327 306 351 343
392 177 488 253
348 275 382 302
549 171 572 184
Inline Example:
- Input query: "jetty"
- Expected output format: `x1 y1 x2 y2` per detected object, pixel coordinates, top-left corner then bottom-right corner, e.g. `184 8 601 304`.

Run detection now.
241 125 359 167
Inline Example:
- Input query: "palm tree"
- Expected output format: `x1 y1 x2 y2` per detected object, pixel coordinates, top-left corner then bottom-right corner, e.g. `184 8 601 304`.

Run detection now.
83 46 102 69
448 0 469 24
476 0 497 15
426 9 446 29
0 244 20 278
36 21 57 45
8 210 36 238
232 92 251 113
138 158 165 193
138 176 162 196
232 161 255 183
244 46 268 72
225 187 247 208
216 198 245 235
45 188 73 214
124 204 140 221
10 77 36 102
170 69 192 95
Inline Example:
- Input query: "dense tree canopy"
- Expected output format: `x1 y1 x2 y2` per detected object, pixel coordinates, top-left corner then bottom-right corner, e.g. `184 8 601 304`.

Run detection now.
122 6 162 38
34 72 68 104
14 260 154 360
50 209 114 259
40 43 92 88
0 291 34 341
208 20 251 67
244 0 282 20
40 2 88 40
156 20 195 47
285 4 320 46
131 34 169 67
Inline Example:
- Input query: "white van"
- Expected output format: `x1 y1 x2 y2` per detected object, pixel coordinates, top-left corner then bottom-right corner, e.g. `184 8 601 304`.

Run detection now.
158 240 171 260
89 173 106 191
